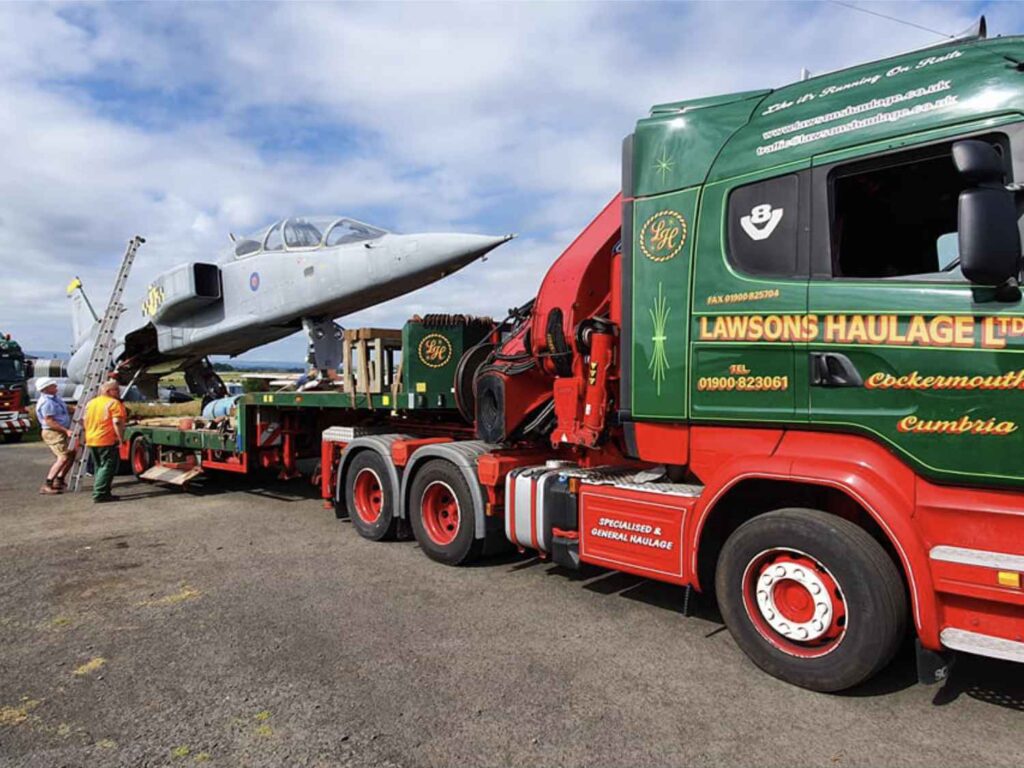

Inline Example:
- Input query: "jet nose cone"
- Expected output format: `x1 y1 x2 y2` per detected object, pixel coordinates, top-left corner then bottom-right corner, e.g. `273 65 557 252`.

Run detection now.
418 232 514 267
409 232 515 276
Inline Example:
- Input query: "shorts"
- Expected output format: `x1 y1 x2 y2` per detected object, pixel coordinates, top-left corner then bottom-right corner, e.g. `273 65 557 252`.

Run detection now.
41 429 71 459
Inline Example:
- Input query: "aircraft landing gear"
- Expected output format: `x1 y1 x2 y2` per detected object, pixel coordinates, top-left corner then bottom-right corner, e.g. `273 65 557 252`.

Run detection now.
302 316 344 388
184 358 228 406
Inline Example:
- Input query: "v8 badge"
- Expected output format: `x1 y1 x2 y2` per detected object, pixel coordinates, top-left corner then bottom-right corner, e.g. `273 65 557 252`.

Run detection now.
741 203 784 241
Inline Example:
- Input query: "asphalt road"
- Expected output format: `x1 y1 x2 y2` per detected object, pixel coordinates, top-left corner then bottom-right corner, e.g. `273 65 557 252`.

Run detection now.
1 442 1022 767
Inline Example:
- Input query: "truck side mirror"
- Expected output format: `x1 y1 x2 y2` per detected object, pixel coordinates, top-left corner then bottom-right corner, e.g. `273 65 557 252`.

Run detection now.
953 139 1004 184
953 140 1021 285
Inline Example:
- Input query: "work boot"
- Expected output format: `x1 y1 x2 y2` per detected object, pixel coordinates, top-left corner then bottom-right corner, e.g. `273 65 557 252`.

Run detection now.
93 494 119 504
39 483 59 495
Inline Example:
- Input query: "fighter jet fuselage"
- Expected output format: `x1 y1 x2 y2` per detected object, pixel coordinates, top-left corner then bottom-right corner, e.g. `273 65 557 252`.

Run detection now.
67 217 512 391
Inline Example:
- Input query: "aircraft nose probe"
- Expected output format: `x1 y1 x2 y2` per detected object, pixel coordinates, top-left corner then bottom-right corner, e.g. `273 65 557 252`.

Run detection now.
408 232 517 272
305 230 515 382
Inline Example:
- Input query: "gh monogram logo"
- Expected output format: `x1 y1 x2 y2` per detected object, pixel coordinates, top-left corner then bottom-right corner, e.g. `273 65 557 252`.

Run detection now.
418 334 453 368
639 210 688 263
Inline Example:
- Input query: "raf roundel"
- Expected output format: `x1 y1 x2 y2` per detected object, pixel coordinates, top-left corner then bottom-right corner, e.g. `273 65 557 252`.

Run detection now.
249 272 260 292
639 210 688 263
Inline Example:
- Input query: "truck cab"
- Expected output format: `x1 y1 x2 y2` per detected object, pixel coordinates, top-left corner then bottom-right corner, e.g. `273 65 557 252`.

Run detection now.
616 35 1024 688
0 333 31 443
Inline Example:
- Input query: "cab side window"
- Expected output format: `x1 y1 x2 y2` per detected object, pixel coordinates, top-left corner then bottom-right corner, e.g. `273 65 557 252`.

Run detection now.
726 174 801 277
822 137 1008 280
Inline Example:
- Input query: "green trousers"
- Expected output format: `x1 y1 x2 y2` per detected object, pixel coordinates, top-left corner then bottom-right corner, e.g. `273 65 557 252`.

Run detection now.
90 445 120 500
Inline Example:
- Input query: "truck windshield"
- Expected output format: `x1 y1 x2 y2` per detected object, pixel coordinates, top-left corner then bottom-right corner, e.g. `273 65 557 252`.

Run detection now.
0 358 24 381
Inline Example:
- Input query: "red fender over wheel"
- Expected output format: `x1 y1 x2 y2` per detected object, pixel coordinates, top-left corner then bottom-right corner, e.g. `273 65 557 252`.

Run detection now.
688 427 934 647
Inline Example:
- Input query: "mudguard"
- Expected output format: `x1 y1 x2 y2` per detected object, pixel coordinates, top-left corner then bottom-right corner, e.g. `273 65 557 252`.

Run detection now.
335 434 412 515
400 440 494 539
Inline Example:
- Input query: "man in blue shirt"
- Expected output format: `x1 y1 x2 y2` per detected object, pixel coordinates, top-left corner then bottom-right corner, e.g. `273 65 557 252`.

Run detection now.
35 377 74 494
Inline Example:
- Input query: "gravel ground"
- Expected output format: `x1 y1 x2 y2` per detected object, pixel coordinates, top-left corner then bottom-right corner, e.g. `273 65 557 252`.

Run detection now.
1 442 1022 767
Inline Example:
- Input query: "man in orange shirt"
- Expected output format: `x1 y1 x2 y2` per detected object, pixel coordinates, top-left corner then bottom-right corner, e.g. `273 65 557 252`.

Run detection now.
84 379 128 503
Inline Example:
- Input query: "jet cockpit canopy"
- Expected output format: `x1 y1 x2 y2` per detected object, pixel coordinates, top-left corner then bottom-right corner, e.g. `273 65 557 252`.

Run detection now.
232 217 388 258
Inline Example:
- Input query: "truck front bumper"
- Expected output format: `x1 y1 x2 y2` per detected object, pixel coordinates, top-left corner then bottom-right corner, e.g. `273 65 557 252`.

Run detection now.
930 545 1024 664
0 413 31 437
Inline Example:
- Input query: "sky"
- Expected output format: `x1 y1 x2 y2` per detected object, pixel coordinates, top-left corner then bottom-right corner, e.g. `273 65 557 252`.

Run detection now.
1 0 1020 362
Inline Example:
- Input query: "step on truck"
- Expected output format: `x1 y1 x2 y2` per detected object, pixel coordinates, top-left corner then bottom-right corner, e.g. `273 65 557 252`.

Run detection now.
0 333 31 443
123 31 1024 692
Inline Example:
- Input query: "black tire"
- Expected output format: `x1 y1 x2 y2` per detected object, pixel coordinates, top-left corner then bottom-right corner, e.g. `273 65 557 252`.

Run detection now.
3 433 23 444
129 436 155 479
715 508 907 692
408 459 484 566
343 450 398 541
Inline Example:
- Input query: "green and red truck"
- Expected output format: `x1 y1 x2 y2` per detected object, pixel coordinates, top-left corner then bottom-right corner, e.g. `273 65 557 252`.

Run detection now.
120 31 1024 691
0 333 31 443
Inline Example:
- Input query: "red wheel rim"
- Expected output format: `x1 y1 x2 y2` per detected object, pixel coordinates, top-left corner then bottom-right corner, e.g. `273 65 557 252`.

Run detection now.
420 480 460 546
352 468 384 524
741 548 847 658
132 440 148 474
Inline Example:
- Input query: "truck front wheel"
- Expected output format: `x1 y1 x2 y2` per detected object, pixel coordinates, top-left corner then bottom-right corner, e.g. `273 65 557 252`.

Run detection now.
409 459 484 566
344 450 397 541
715 508 907 692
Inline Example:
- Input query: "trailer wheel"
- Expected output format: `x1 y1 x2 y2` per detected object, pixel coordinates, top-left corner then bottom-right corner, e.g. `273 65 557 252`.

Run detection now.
409 459 484 566
129 436 155 479
715 508 906 692
344 451 397 541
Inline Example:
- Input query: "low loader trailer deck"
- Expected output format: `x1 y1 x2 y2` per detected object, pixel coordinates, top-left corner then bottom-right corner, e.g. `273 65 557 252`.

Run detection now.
122 33 1024 692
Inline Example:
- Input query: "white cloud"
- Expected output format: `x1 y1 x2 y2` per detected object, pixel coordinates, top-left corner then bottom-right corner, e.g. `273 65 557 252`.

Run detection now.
0 0 1019 363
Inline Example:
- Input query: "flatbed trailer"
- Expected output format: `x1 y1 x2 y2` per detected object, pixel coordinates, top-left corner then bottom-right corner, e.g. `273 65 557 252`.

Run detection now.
121 33 1024 692
122 315 487 485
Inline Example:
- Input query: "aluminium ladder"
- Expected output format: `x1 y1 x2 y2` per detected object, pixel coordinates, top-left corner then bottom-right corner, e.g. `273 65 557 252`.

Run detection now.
67 236 145 492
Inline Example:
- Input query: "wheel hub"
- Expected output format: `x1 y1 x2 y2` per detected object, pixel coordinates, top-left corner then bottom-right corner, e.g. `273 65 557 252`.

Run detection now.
742 548 847 657
420 480 460 546
132 440 150 474
755 560 833 642
353 468 384 524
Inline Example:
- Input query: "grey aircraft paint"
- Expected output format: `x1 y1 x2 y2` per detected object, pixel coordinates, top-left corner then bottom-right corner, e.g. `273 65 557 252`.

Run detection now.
67 216 512 393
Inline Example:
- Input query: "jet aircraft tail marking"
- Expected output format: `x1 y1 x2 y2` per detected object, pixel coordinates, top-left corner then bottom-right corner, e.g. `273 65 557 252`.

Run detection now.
67 278 100 349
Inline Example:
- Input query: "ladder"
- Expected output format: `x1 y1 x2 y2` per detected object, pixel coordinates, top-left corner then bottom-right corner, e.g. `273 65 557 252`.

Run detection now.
68 236 145 491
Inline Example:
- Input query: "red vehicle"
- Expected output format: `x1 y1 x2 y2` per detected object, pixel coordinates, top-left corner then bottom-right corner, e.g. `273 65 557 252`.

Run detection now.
125 187 1023 692
0 333 31 443
126 36 1024 691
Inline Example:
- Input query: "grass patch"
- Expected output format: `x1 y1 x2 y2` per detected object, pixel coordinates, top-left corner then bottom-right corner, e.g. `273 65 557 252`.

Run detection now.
73 657 106 676
0 699 40 726
253 710 273 737
138 584 201 607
